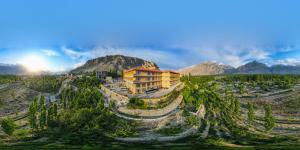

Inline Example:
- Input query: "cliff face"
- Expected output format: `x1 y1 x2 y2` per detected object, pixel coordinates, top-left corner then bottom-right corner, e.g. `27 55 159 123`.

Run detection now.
70 55 158 74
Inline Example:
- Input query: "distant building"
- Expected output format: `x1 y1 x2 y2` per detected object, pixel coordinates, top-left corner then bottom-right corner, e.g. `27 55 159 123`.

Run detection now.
96 71 108 81
123 66 180 94
105 76 113 83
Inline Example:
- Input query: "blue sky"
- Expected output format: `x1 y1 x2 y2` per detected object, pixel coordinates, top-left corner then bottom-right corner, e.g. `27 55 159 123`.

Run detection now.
1 0 300 71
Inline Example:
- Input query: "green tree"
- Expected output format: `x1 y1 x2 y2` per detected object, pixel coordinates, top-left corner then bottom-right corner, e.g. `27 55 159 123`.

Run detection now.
47 104 53 126
28 97 38 130
229 94 235 112
0 117 16 136
128 97 145 109
224 87 231 102
264 104 275 131
186 115 198 126
234 97 240 115
53 103 58 118
247 103 255 124
39 96 47 129
39 96 45 109
238 84 247 94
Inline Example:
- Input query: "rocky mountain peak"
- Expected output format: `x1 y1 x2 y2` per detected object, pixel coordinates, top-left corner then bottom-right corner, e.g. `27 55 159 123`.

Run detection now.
70 55 158 74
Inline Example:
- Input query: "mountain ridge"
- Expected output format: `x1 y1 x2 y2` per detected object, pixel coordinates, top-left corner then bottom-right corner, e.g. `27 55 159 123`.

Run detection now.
0 64 28 75
179 60 300 75
70 55 158 74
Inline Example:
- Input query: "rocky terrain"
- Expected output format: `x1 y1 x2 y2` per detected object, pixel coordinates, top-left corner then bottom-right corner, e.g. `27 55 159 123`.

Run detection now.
70 55 158 74
178 61 235 76
0 83 39 118
179 61 300 75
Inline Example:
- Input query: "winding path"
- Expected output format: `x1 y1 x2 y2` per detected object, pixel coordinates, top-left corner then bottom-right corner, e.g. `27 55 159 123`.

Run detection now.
117 95 183 118
115 126 199 143
114 107 181 121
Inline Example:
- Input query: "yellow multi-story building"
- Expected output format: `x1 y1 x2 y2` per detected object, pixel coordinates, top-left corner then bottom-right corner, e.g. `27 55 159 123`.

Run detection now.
161 71 181 88
123 67 180 94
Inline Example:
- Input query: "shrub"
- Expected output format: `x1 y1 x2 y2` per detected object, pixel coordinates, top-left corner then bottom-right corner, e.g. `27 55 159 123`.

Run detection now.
156 126 184 136
247 103 255 124
186 115 198 126
0 118 16 136
264 104 275 131
128 97 145 109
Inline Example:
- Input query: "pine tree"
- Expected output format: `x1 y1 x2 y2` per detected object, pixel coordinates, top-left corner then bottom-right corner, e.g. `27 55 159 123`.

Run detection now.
28 97 38 130
53 103 58 119
47 104 53 126
40 96 45 109
230 94 235 112
234 97 240 115
40 105 47 129
39 96 47 129
247 103 255 124
225 87 229 101
264 104 275 131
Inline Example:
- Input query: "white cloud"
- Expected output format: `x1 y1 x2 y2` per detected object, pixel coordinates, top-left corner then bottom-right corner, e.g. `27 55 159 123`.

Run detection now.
171 40 272 68
62 46 187 69
61 41 300 70
73 61 86 68
274 58 300 66
42 49 59 56
90 46 188 69
62 46 90 59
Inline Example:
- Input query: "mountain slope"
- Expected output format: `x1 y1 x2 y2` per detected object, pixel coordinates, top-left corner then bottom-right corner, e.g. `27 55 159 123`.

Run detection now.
178 61 235 76
179 61 300 75
270 65 300 74
0 64 28 75
236 61 271 74
70 55 158 74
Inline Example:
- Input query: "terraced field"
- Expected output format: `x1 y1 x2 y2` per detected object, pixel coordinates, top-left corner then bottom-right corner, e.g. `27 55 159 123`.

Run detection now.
0 83 39 118
238 84 300 138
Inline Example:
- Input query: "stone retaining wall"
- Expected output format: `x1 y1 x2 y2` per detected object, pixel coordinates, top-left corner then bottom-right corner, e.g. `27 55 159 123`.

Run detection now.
118 95 183 117
101 85 129 106
115 126 198 142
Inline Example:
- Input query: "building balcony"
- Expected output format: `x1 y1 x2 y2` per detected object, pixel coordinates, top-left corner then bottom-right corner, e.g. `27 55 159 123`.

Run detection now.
134 79 162 83
134 74 162 77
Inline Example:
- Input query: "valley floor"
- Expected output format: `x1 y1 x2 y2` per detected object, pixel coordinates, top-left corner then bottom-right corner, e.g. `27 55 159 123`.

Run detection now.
1 74 300 149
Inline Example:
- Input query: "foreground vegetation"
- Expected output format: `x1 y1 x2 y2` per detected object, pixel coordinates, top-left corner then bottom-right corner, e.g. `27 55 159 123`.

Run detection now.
0 75 21 84
26 76 137 145
23 75 63 93
1 74 300 149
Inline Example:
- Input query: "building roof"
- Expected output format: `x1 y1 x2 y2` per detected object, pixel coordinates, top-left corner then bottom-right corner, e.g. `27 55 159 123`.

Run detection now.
162 70 180 74
123 66 180 74
124 67 162 73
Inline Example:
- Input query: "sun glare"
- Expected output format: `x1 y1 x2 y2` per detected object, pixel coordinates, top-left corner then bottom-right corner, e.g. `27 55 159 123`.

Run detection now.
19 55 49 72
